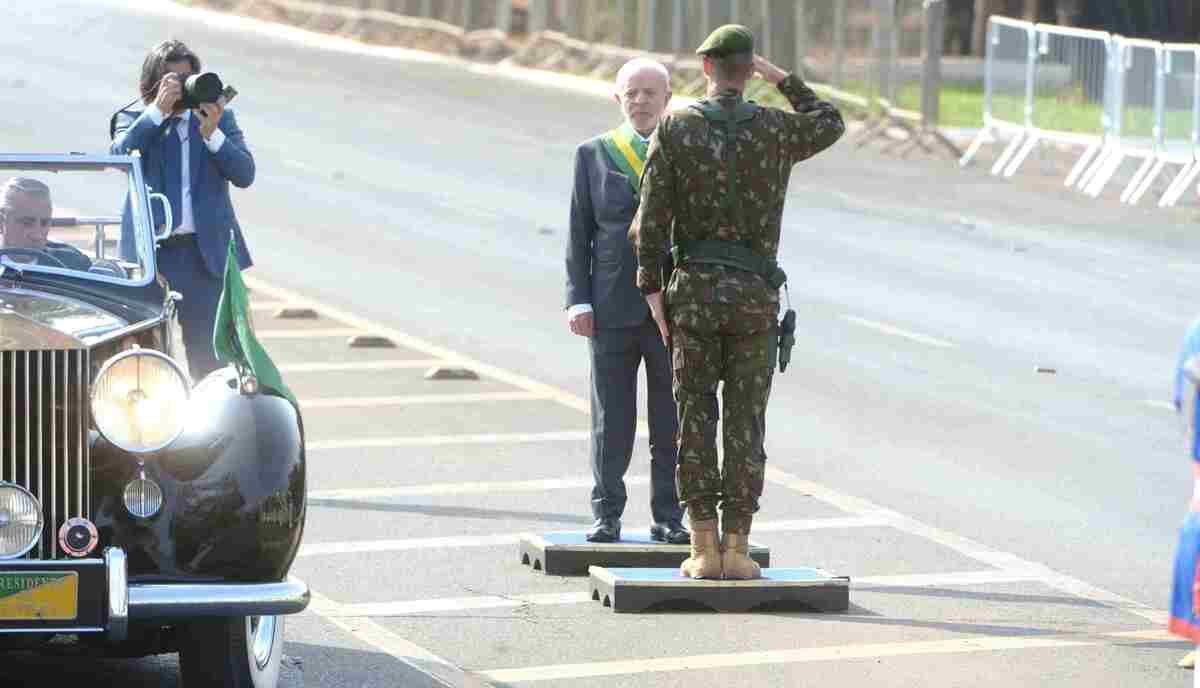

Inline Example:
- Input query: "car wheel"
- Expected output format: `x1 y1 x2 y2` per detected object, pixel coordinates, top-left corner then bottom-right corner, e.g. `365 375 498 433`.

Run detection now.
179 615 284 688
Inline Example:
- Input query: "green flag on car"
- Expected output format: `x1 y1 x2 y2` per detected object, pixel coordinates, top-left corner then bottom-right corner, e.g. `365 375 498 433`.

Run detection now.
212 238 298 408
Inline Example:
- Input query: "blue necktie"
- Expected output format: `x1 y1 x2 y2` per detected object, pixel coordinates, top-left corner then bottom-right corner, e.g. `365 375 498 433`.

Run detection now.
160 118 183 232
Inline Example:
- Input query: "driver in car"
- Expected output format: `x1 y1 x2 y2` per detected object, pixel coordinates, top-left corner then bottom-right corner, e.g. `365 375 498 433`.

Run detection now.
0 177 92 271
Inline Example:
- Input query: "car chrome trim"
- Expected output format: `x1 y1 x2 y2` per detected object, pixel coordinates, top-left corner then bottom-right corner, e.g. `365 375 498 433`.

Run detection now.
105 547 128 643
127 576 310 620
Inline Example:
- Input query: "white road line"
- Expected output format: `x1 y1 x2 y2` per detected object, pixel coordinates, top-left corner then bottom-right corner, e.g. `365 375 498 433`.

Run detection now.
841 315 956 349
307 431 594 451
243 276 591 414
308 476 649 500
315 571 1043 618
765 467 1169 626
295 516 886 558
299 391 550 409
477 635 1126 683
1142 399 1176 412
853 570 1041 588
306 592 492 688
256 327 363 339
278 359 446 373
298 534 521 557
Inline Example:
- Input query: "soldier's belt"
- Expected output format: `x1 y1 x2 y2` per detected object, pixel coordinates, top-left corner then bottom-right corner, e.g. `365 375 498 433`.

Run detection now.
670 240 787 290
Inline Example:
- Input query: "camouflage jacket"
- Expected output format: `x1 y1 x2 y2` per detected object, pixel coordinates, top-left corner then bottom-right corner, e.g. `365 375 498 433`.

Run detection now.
630 74 845 301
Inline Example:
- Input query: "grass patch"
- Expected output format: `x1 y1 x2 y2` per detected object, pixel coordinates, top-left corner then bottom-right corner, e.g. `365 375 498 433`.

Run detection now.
739 79 1191 140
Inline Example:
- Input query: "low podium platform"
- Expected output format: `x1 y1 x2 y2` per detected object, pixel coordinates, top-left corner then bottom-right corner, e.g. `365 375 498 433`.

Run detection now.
588 566 850 613
519 532 770 576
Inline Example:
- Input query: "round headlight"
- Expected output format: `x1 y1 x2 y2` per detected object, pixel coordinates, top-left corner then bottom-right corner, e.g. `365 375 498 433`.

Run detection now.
0 483 42 559
92 350 190 454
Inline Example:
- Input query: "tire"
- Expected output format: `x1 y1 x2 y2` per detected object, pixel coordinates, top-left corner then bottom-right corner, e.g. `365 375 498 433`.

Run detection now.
179 615 284 688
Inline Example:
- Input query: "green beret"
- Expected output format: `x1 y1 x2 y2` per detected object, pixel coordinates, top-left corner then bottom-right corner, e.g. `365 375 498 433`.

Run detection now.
696 24 754 63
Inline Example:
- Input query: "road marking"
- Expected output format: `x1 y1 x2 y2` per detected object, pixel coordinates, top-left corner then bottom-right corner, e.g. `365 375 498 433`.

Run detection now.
1142 399 1176 412
306 592 493 688
296 517 886 557
279 359 446 373
298 534 521 557
256 327 363 339
315 571 1044 618
853 570 1041 588
254 271 1171 625
766 467 1169 626
243 276 591 415
307 431 595 451
299 391 550 409
309 476 649 500
841 315 956 349
477 633 1168 683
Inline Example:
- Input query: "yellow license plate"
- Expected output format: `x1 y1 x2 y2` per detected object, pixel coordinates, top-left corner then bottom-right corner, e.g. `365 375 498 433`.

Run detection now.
0 572 78 621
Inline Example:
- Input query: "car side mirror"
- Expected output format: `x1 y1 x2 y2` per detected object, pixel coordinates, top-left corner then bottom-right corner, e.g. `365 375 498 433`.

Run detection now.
148 192 174 243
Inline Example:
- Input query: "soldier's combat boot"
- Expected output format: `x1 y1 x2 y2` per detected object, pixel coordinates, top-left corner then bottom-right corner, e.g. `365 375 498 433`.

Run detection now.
679 519 722 579
720 530 762 580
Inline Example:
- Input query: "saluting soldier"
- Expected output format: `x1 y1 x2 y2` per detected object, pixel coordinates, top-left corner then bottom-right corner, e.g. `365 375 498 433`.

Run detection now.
629 25 845 579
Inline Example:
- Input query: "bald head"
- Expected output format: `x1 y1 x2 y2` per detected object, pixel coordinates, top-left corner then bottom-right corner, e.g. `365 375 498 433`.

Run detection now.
613 59 671 137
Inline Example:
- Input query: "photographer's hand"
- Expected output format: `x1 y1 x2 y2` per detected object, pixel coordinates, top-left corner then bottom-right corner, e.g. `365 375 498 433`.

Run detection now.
155 74 183 115
194 101 225 141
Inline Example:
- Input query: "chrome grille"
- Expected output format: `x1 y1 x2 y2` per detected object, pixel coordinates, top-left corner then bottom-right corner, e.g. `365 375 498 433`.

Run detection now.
0 350 90 559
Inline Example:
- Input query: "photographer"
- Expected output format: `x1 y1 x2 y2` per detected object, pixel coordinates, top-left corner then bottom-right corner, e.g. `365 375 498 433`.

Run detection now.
110 39 254 379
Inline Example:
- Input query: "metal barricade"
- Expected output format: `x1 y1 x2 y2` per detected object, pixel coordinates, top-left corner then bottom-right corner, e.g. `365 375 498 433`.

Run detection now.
1080 37 1161 197
1156 44 1200 207
959 17 1034 174
1013 26 1113 187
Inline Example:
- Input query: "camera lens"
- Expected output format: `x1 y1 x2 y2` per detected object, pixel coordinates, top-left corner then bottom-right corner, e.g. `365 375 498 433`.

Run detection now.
183 72 224 106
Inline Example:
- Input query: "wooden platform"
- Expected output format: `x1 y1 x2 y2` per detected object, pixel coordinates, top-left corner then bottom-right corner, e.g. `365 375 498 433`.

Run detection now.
518 531 770 576
588 566 850 613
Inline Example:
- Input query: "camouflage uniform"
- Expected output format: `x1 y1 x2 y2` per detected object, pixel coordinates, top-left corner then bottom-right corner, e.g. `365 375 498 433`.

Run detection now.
630 74 844 535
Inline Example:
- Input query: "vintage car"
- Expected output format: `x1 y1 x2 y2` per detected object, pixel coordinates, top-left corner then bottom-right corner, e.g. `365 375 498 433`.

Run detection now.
0 153 307 687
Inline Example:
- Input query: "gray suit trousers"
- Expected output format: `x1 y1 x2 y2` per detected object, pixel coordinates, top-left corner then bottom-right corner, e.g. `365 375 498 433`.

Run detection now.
589 319 682 523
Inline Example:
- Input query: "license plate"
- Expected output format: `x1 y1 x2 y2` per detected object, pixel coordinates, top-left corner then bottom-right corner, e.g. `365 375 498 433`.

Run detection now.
0 572 78 621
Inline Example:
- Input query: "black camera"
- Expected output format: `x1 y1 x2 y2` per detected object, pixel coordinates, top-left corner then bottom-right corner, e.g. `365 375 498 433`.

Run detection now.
176 72 237 109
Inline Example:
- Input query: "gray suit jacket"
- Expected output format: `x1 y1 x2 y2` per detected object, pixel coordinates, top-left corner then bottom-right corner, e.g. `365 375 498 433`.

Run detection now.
565 135 649 329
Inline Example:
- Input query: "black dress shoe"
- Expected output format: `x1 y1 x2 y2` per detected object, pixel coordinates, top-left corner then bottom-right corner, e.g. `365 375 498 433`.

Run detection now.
649 520 691 545
586 518 621 543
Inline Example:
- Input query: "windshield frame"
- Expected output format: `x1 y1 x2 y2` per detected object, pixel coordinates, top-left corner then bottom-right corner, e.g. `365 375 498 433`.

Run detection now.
0 153 157 289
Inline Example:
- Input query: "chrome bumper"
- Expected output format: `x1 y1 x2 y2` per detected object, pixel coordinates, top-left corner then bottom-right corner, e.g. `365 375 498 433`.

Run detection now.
106 547 310 642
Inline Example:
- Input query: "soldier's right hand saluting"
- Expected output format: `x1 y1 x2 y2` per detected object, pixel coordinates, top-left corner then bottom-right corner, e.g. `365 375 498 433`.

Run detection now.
752 55 789 86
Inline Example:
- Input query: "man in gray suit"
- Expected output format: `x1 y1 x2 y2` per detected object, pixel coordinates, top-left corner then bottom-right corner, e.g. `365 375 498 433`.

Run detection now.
565 58 688 545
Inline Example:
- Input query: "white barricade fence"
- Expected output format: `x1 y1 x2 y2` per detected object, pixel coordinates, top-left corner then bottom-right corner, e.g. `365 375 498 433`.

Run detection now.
1082 38 1161 199
1157 44 1200 207
1021 26 1113 188
959 16 1035 173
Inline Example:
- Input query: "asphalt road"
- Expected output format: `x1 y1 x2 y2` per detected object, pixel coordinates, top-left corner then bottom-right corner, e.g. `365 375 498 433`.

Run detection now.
2 0 1199 685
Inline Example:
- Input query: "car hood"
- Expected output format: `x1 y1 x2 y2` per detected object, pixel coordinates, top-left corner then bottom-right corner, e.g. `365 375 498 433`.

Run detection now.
0 286 128 349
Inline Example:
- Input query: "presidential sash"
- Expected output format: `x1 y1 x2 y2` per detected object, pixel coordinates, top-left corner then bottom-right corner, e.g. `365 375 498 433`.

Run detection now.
600 122 649 194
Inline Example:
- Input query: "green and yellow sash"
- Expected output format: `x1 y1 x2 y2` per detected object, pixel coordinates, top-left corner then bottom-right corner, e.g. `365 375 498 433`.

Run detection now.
600 122 649 194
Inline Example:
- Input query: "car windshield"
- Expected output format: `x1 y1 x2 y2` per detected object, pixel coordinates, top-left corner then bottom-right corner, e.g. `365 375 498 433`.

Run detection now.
0 157 154 285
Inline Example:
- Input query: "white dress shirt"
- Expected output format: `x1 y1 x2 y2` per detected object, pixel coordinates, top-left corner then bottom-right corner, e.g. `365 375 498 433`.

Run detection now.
566 129 651 324
144 103 226 237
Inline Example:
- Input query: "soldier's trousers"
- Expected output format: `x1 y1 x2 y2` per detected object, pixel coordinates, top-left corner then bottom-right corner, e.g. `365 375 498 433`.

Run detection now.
669 300 777 534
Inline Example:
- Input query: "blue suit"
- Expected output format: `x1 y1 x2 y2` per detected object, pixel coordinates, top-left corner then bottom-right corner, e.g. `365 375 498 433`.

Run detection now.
566 135 681 525
111 107 255 378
